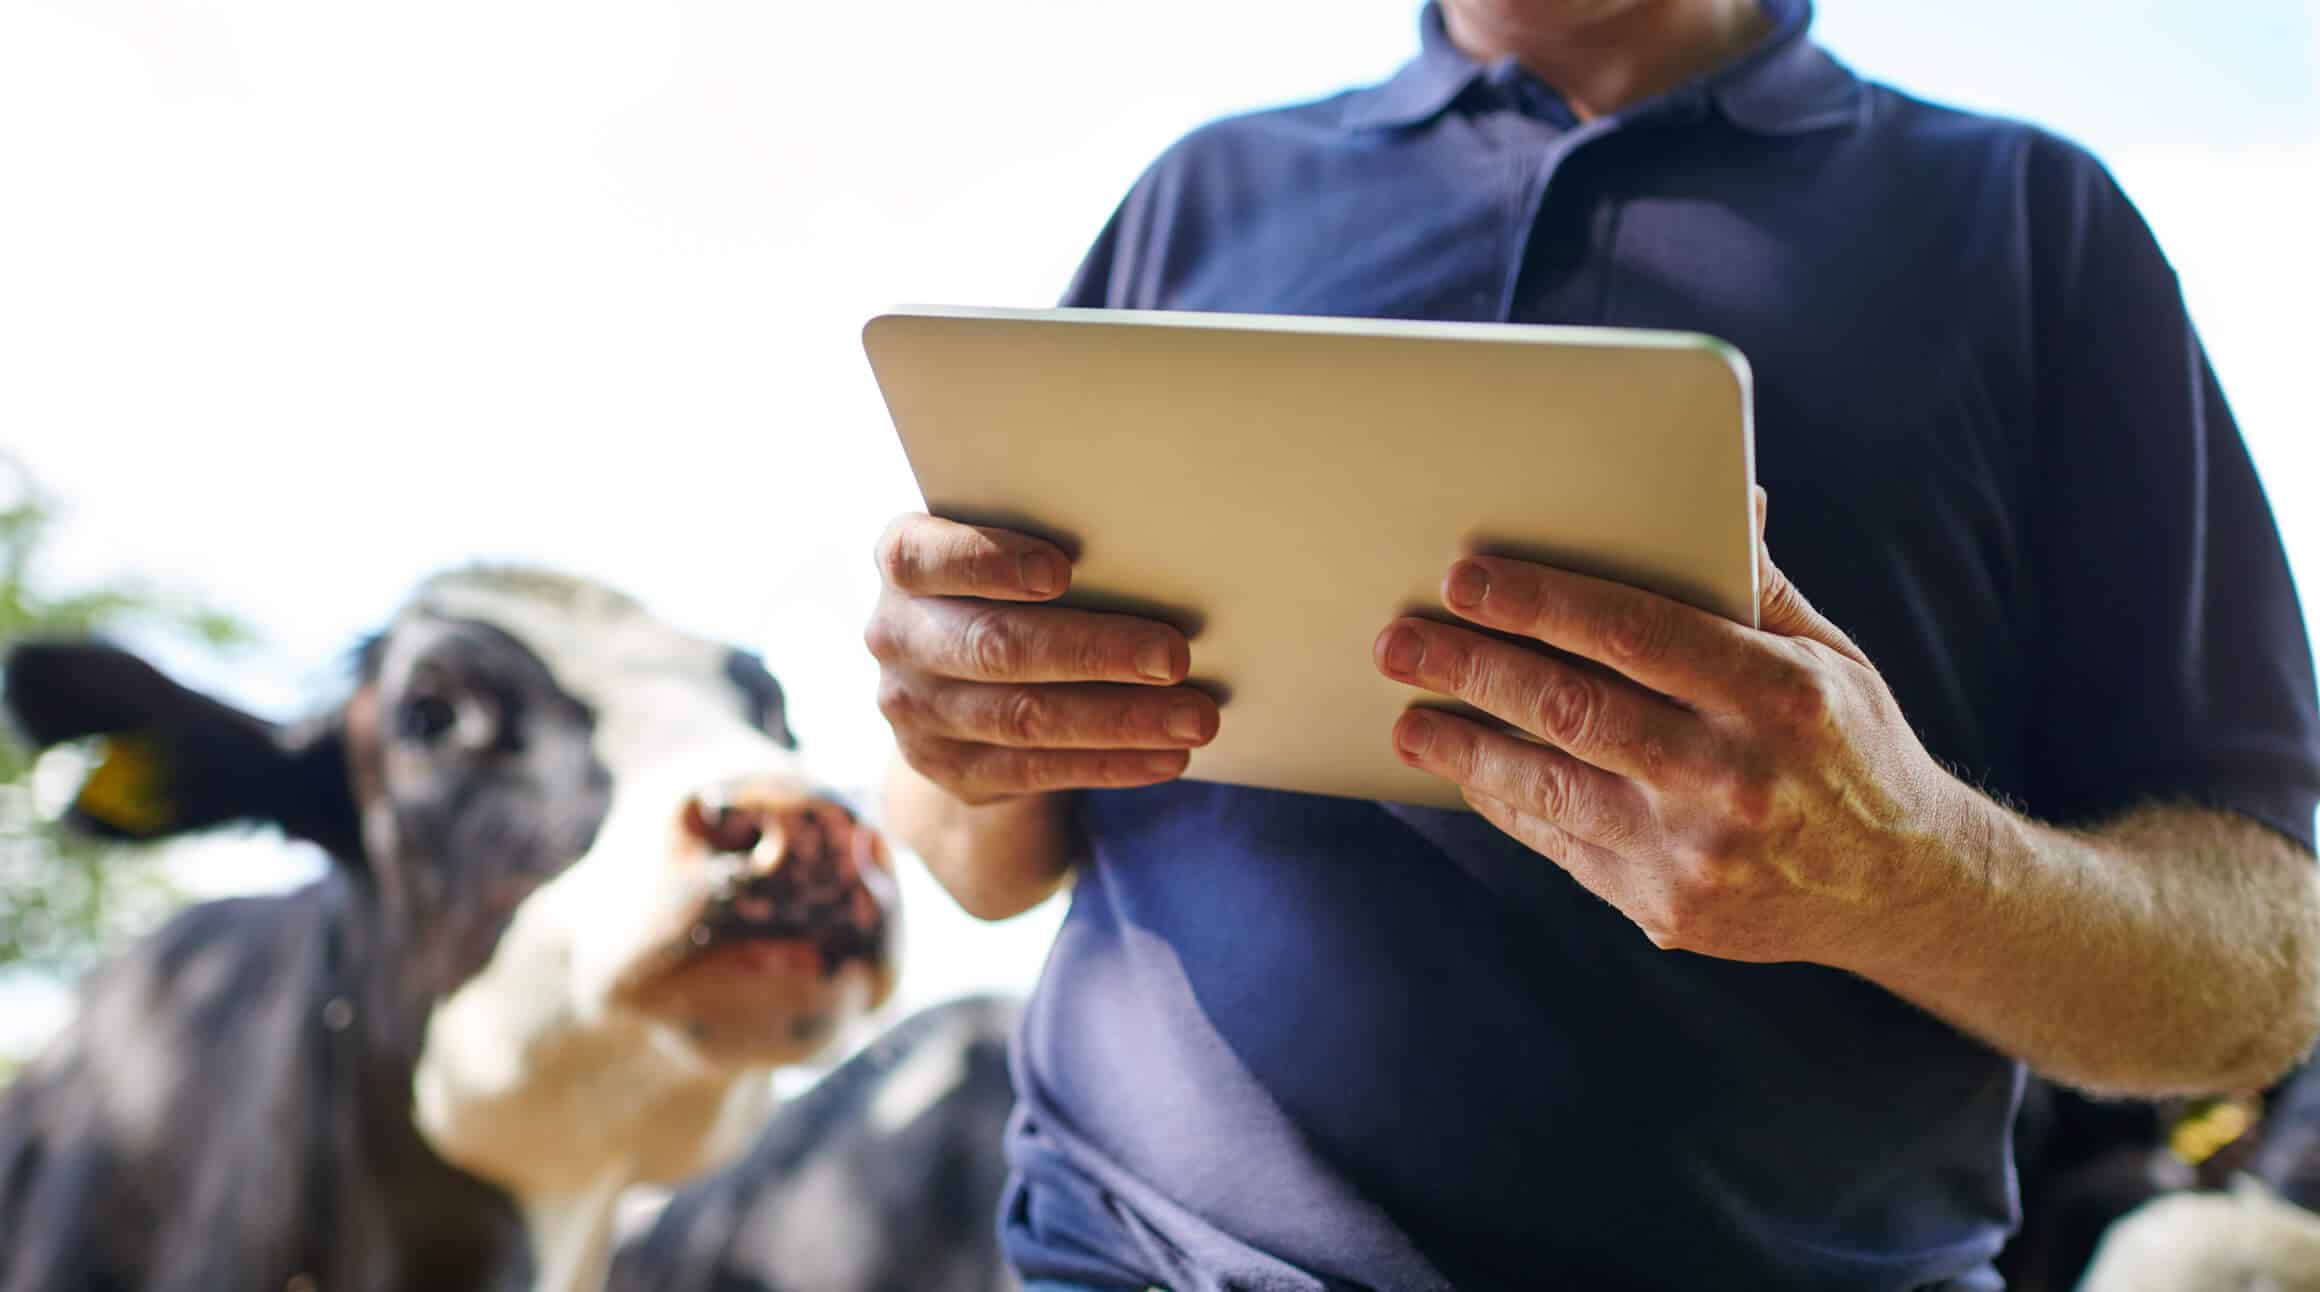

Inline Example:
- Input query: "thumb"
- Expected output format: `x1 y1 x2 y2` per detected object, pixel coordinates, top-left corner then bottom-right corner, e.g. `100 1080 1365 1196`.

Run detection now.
1753 486 1867 662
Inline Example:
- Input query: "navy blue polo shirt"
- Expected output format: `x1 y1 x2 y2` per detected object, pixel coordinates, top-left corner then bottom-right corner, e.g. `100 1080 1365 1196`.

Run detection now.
999 4 2320 1289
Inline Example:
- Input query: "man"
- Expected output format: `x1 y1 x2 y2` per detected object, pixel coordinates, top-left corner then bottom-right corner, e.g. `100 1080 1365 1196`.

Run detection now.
864 0 2320 1286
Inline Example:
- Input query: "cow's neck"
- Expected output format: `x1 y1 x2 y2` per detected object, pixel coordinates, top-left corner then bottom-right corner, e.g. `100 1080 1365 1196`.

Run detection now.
438 1028 773 1292
522 1163 633 1292
347 1060 533 1291
325 881 536 1291
408 895 779 1292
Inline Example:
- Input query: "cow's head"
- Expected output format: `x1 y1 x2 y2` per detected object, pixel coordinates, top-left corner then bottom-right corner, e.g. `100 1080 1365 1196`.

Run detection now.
4 567 897 1211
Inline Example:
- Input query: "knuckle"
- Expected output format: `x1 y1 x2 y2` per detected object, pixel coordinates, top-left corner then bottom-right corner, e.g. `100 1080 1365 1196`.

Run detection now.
960 609 1023 678
1699 843 1753 891
956 745 1006 791
1605 600 1668 668
1718 768 1778 828
1636 731 1673 783
1627 886 1690 952
957 743 1025 793
872 519 920 590
1644 908 1694 954
900 732 963 786
861 614 901 665
1520 815 1574 863
1770 661 1832 727
998 689 1051 746
1687 833 1762 897
1685 830 1734 873
1429 719 1477 777
1652 883 1713 951
1790 679 1834 728
1433 637 1473 692
1534 672 1597 745
997 748 1058 792
873 675 918 726
1524 758 1572 822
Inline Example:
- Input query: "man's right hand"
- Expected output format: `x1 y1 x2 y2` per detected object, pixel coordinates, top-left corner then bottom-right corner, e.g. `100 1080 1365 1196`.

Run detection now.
865 513 1218 807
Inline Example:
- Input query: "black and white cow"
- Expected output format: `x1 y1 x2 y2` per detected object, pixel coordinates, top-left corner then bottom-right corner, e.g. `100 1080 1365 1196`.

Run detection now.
0 567 904 1292
609 993 1021 1292
2006 1065 2320 1291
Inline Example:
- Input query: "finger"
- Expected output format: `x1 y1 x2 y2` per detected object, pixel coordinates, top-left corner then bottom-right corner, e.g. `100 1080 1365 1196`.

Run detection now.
1374 618 1711 788
880 675 1218 750
1752 490 1868 664
903 732 1190 801
873 513 1072 602
1465 788 1630 885
1438 554 1786 713
1391 708 1646 851
869 595 1188 685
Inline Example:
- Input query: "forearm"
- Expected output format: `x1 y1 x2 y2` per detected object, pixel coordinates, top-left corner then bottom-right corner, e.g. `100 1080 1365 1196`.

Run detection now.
1852 795 2320 1097
880 759 1078 921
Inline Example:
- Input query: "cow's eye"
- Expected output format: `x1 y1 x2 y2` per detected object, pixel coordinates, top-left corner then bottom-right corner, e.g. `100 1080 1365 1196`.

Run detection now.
396 693 460 746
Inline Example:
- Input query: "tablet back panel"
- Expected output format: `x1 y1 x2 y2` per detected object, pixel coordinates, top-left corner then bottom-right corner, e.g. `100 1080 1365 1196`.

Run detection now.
863 306 1756 810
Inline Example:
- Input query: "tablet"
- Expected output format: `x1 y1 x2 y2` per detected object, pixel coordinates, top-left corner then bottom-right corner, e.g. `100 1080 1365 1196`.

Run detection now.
861 305 1756 811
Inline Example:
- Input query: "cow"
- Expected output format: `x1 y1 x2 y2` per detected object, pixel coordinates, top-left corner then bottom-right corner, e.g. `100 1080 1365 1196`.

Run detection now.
607 993 1021 1292
2006 1063 2320 1291
0 566 906 1292
2078 1178 2320 1291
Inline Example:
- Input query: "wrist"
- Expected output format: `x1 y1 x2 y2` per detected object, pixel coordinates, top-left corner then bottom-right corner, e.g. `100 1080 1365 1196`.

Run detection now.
889 770 1078 922
1833 770 2022 989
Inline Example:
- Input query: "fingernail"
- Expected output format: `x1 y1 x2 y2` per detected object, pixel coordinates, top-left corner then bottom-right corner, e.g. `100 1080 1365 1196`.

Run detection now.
1446 561 1490 610
1167 703 1206 742
1382 627 1424 675
1142 752 1185 777
1019 554 1062 596
1137 639 1176 682
1397 713 1437 758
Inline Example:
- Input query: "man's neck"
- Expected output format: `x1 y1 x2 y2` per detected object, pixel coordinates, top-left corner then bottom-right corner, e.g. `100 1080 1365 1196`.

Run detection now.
1440 0 1774 121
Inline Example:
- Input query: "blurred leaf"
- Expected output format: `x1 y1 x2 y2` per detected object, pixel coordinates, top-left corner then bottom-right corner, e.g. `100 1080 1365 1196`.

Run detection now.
187 608 255 649
0 453 255 976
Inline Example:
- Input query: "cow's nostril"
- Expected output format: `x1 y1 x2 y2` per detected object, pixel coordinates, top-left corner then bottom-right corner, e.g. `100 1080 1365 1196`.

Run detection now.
680 790 888 974
680 795 765 856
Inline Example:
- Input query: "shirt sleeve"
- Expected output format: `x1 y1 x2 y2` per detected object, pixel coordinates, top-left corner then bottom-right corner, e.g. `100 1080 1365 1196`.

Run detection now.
1058 146 1197 311
2020 133 2320 852
1060 207 1128 309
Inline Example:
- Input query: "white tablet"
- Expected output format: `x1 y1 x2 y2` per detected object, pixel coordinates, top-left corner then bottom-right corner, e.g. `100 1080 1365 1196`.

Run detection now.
861 305 1757 811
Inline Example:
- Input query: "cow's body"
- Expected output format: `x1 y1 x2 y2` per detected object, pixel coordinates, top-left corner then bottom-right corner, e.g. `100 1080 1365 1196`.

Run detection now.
0 568 905 1292
2078 1178 2320 1292
610 995 1020 1292
0 886 528 1291
2008 1064 2320 1292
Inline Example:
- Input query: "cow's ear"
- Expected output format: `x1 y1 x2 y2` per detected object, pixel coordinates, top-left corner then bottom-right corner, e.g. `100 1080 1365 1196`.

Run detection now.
2 639 362 858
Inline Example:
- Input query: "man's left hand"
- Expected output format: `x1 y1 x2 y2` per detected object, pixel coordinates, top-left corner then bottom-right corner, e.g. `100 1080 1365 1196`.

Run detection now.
1373 495 1975 967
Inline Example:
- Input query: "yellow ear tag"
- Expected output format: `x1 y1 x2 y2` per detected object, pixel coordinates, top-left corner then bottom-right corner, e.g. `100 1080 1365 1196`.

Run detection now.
73 733 176 836
2169 1096 2258 1167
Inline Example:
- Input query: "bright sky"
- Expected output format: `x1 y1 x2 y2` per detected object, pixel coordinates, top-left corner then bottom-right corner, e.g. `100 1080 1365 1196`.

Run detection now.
1 0 2315 1053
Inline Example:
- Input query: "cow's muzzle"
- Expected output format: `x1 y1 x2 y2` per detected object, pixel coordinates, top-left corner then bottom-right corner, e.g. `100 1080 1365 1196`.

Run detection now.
676 786 892 975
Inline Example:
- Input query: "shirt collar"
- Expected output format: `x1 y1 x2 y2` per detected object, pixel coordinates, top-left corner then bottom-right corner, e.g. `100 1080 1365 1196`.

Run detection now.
1341 0 1864 136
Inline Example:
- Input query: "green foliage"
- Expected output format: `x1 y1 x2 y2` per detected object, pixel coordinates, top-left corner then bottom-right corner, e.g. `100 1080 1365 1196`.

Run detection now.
0 454 254 971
